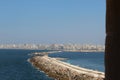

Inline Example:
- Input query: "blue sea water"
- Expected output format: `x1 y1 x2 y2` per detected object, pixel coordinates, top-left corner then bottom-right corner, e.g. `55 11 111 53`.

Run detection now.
0 49 104 80
49 52 104 72
0 49 54 80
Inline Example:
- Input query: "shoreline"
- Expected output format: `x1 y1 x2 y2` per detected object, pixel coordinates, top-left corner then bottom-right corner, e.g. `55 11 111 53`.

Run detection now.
0 48 104 52
29 55 104 80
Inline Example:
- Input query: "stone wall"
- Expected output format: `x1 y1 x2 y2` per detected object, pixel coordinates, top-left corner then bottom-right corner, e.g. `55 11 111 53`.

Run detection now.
29 56 104 80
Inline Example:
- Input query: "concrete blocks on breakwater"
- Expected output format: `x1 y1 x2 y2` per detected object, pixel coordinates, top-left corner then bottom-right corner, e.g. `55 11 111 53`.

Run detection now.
29 56 104 80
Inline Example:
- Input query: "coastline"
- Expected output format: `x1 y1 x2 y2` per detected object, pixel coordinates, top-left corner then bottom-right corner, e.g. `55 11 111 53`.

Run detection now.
29 55 104 80
0 48 104 53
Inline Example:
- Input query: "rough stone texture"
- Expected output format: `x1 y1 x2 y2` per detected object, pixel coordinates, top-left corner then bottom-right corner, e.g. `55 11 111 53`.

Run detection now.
29 56 104 80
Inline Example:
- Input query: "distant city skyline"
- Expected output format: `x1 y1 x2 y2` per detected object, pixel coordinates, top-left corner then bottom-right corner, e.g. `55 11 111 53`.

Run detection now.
0 0 105 44
0 43 105 52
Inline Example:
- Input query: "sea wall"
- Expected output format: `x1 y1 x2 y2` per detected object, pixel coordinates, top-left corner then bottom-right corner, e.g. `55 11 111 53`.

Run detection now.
29 56 104 80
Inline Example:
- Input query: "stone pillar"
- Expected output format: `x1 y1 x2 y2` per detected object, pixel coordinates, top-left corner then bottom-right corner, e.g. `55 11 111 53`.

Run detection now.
105 0 120 80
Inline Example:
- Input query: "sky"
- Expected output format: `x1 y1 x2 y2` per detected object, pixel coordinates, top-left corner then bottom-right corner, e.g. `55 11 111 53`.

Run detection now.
0 0 106 44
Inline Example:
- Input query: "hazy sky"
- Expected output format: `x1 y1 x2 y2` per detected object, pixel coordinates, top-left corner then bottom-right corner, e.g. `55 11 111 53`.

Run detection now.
0 0 106 44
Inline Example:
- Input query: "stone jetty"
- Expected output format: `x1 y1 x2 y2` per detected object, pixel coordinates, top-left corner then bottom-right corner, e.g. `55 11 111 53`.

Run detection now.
29 55 104 80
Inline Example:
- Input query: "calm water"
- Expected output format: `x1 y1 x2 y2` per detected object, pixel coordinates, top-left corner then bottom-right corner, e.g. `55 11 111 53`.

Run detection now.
0 49 54 80
49 52 104 72
0 49 104 80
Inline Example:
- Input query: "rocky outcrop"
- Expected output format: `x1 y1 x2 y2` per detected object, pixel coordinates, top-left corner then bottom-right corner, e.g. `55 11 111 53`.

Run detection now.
29 56 104 80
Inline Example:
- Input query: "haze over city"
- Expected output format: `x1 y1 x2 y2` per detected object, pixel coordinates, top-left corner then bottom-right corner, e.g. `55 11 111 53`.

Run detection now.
0 0 105 44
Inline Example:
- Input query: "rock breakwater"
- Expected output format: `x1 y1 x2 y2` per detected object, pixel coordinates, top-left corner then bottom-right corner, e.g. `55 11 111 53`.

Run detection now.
29 56 104 80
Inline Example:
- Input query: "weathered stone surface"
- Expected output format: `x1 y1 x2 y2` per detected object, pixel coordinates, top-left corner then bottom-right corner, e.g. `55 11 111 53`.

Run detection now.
29 56 104 80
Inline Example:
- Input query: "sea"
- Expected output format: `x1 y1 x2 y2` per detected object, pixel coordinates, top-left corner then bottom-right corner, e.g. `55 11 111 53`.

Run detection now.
0 49 104 80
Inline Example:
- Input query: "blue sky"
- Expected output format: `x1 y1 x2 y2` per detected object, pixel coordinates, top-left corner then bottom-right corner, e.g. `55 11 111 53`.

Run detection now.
0 0 106 44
